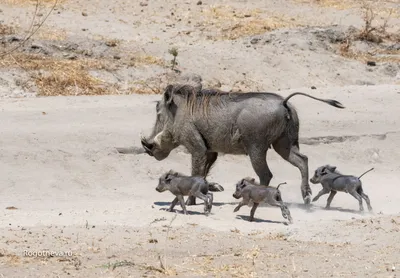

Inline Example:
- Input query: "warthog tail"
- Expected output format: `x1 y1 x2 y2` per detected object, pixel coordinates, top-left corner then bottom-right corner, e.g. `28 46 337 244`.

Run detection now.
208 182 224 192
282 92 345 109
358 167 374 179
276 182 287 190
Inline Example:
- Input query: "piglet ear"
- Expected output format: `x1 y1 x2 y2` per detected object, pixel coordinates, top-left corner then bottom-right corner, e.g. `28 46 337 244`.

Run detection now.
250 178 255 183
165 174 172 182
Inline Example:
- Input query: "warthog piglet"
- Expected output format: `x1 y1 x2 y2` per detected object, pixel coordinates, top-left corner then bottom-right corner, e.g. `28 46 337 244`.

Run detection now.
232 177 293 223
156 170 217 216
310 165 374 212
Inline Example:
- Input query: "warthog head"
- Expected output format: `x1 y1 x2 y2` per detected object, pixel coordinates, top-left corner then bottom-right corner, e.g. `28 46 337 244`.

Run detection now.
141 85 183 161
156 170 179 192
309 165 337 184
232 177 255 199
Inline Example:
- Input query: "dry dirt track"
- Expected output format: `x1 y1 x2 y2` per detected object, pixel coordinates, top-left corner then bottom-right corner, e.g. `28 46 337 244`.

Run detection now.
1 0 400 277
1 85 400 277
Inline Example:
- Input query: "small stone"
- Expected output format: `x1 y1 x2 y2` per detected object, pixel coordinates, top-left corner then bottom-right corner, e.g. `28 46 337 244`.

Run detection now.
140 2 148 6
82 12 88 16
311 86 317 89
367 61 376 66
250 38 260 44
31 43 43 49
113 55 121 60
197 1 202 5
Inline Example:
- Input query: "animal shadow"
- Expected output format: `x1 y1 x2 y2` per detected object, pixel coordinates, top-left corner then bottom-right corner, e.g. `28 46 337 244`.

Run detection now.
316 206 364 215
236 215 289 225
154 201 172 207
154 201 237 207
159 208 206 216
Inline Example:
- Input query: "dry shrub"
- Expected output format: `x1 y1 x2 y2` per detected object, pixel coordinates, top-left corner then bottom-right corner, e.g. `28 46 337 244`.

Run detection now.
332 2 400 63
0 53 111 96
0 24 16 35
199 6 303 40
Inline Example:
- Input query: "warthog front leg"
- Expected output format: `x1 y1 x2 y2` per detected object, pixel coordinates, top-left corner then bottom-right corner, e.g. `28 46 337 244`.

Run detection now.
234 198 250 213
187 152 217 206
249 202 259 222
325 190 337 209
312 188 330 202
167 197 179 212
206 192 214 213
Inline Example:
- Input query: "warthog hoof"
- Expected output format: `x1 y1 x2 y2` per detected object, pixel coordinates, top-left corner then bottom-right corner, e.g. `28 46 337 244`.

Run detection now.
304 195 311 205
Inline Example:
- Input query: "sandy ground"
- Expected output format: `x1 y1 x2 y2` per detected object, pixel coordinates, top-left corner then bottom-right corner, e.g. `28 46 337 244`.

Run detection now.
1 0 400 277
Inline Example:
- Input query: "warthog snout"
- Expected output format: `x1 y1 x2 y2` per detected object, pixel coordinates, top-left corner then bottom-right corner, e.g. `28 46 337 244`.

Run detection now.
310 177 317 184
141 139 154 156
232 193 241 199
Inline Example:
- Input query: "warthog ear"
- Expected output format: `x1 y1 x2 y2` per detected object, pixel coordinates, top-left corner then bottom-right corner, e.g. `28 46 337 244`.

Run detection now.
168 170 179 176
240 179 248 188
164 85 174 106
321 166 328 175
164 174 173 183
250 178 255 183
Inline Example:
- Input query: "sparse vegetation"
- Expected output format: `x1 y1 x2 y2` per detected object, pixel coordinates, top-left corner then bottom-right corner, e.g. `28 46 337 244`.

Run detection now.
102 260 135 271
168 47 179 71
0 53 111 96
0 23 16 35
199 6 304 40
336 3 400 63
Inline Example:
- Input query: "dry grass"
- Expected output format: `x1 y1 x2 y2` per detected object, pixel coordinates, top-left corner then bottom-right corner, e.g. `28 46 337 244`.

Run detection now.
294 0 357 10
295 0 400 21
0 53 111 96
129 55 166 67
338 42 400 63
0 24 16 35
197 5 304 40
33 26 68 41
3 0 66 6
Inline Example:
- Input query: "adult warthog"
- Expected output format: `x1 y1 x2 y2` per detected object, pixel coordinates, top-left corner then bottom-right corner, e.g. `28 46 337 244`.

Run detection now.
141 84 344 205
